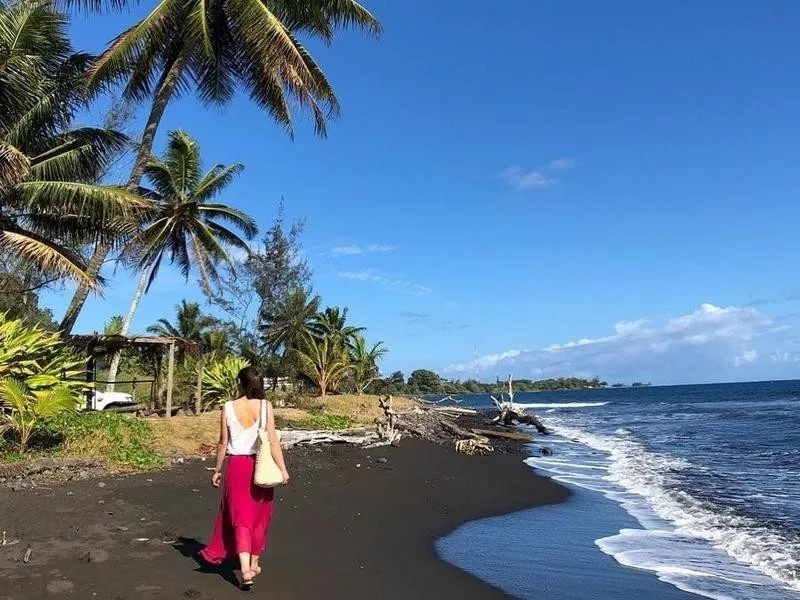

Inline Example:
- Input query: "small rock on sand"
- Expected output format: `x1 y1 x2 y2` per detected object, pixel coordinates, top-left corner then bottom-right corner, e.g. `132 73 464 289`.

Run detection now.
45 580 74 594
97 482 106 489
377 457 388 464
83 549 109 563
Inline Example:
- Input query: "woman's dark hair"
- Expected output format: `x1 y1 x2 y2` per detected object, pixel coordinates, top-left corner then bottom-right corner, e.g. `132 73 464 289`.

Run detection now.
238 366 265 399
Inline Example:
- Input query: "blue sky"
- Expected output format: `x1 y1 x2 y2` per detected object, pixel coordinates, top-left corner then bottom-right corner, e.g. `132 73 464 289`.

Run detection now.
42 0 800 384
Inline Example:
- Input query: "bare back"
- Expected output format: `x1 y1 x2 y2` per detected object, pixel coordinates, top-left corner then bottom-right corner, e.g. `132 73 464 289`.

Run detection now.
225 397 264 455
230 397 261 428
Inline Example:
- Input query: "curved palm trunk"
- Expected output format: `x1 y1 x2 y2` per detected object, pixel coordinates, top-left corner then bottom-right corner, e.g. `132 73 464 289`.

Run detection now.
105 267 150 391
59 55 186 335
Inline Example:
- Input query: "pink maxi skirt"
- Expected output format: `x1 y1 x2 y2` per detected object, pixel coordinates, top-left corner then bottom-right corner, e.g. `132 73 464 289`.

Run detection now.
199 455 274 564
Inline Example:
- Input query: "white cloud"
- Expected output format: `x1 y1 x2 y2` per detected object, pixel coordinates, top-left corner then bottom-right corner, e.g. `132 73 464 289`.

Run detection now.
730 349 758 367
446 303 793 383
548 158 577 171
337 269 430 295
501 166 553 189
329 244 395 257
500 158 576 191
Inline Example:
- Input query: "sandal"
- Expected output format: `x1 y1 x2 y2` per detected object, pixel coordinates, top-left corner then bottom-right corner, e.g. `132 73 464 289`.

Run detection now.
238 569 255 591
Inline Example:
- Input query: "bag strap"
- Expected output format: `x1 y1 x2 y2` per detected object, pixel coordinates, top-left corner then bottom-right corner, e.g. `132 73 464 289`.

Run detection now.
259 399 267 431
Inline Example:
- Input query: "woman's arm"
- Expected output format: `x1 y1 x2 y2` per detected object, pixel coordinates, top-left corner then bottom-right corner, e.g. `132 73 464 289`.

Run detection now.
267 401 289 483
211 405 229 487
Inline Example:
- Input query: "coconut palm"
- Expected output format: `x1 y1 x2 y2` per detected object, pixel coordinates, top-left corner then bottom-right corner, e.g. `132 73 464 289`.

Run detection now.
148 300 217 341
350 334 387 394
313 306 364 349
105 130 255 389
59 0 382 333
259 287 320 385
293 332 350 397
261 288 321 356
104 315 124 335
0 1 146 285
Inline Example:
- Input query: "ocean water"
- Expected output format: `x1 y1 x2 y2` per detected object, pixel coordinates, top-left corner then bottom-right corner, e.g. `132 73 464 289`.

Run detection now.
447 381 800 600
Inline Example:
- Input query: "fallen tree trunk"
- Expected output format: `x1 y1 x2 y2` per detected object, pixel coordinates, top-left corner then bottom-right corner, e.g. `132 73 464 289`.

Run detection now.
471 428 534 443
439 419 482 440
432 406 478 417
489 374 549 435
279 430 378 449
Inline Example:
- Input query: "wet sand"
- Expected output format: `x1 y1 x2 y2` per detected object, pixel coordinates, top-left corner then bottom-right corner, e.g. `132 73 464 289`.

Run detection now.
0 439 567 599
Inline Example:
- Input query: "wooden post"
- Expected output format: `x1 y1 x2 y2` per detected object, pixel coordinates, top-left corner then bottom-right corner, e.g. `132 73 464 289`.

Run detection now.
194 355 203 415
165 342 175 419
131 375 137 403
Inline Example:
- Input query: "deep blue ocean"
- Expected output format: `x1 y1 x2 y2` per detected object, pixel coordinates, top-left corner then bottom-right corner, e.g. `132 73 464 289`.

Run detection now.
439 381 800 600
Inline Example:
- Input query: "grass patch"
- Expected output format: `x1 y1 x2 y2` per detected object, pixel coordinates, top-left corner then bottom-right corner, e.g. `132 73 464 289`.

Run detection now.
295 412 355 430
149 413 219 456
39 412 164 471
0 449 26 463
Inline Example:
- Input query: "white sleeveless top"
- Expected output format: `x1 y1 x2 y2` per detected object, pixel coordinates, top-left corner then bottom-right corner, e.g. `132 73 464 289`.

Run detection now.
225 400 265 456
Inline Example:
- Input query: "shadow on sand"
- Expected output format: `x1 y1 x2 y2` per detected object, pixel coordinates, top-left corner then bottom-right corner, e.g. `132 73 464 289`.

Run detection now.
173 537 241 590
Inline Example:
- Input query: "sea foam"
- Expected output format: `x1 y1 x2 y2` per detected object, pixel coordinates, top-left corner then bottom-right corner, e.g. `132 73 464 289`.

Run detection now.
515 401 609 409
527 422 800 600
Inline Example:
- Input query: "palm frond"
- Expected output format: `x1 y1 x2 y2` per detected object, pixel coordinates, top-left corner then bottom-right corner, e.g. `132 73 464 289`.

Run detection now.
27 128 129 183
198 202 256 237
193 163 244 202
0 143 30 191
0 228 92 285
270 0 382 43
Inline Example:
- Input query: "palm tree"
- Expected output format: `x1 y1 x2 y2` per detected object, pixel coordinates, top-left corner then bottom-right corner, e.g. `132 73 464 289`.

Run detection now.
104 315 124 335
260 287 321 384
313 306 364 349
293 332 350 397
350 334 387 395
59 0 382 333
0 1 146 285
148 300 217 341
148 299 222 359
106 130 256 389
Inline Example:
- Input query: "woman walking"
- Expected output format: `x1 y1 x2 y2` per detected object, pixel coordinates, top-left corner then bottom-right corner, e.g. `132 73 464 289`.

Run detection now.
199 366 289 589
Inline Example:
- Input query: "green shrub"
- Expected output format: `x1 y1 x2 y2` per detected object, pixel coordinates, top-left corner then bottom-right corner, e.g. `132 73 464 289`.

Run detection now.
202 356 248 409
0 379 76 451
0 312 88 396
39 412 163 470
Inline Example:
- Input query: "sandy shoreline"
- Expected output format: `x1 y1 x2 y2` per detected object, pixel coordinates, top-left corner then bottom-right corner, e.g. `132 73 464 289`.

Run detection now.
0 439 567 599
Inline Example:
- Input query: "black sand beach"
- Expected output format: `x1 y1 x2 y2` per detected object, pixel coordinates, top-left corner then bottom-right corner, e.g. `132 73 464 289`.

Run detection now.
0 439 567 599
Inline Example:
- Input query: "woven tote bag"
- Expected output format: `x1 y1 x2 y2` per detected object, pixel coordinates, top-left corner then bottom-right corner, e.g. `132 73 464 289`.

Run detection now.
253 400 283 487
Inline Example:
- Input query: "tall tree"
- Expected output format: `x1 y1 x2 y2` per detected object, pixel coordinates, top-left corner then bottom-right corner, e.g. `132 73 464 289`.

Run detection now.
207 201 311 357
147 300 217 341
293 332 350 397
106 130 255 389
59 0 382 333
260 287 320 382
0 1 145 287
313 306 364 348
350 334 387 395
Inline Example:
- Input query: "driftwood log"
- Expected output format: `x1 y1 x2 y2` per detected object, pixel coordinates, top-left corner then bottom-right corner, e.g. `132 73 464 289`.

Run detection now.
471 428 534 443
279 429 378 449
490 375 549 435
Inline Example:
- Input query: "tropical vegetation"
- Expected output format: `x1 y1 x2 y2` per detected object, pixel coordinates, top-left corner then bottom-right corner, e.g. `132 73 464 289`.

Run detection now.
104 130 256 389
59 0 382 333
